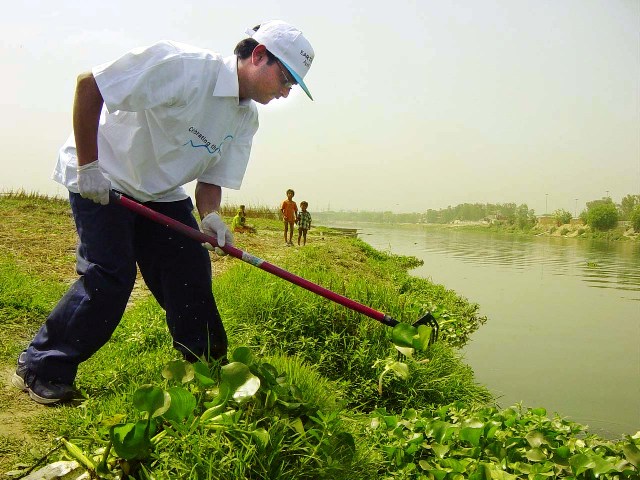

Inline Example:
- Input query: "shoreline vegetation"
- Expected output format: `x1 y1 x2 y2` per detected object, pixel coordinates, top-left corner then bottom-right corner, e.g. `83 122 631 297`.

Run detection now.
325 220 639 243
312 217 638 243
1 192 638 479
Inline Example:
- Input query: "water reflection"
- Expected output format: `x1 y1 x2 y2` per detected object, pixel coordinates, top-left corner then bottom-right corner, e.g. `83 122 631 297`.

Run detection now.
365 228 640 298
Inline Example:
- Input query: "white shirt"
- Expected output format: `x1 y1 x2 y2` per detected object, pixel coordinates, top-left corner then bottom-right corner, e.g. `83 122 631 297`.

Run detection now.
52 41 259 202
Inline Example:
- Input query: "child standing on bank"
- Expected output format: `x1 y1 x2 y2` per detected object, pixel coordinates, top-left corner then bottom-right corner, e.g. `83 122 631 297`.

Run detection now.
297 201 312 246
281 189 298 246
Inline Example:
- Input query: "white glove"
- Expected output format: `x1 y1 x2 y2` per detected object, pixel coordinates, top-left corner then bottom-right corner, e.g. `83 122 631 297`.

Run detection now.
77 160 111 205
201 212 234 253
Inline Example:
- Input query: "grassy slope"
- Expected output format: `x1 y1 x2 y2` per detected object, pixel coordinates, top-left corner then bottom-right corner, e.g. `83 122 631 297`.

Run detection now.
0 193 488 472
0 194 640 479
2 194 634 479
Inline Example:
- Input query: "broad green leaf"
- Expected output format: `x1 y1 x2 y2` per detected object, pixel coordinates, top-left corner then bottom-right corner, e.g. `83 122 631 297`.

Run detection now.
193 362 216 387
432 442 450 458
622 441 640 467
431 420 454 444
427 469 447 480
162 387 196 423
391 323 417 347
490 470 520 480
462 418 485 429
221 362 252 389
231 346 255 366
259 363 279 385
132 385 171 418
220 362 261 401
531 407 547 417
233 375 260 401
387 361 409 379
526 447 547 462
528 461 555 475
592 456 616 475
441 457 466 473
161 360 194 384
468 472 485 480
403 409 418 420
251 428 270 450
569 453 596 476
526 431 546 448
110 421 153 460
486 424 499 439
554 446 571 459
460 426 483 446
205 382 231 409
392 425 405 440
393 345 414 357
412 325 432 351
383 415 398 428
504 437 526 449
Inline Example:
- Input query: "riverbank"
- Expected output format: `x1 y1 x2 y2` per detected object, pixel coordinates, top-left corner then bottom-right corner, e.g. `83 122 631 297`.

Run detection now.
391 221 639 242
1 193 637 479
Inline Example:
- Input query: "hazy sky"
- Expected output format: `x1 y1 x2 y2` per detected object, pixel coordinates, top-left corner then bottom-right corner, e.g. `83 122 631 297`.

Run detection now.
1 0 638 215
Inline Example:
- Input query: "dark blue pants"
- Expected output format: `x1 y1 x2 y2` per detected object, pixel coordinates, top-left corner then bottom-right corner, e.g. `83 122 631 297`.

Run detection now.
26 192 227 385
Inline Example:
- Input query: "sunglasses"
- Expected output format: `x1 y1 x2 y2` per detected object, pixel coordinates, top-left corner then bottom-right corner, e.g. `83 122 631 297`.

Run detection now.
275 60 297 89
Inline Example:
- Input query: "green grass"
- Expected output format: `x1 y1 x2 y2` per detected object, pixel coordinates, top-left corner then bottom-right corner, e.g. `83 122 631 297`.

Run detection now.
0 256 68 361
1 192 637 479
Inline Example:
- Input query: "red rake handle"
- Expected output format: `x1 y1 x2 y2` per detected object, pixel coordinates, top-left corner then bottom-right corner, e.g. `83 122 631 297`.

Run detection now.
110 192 399 327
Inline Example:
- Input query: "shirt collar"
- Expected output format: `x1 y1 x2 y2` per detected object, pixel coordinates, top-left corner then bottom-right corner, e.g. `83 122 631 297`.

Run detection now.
213 55 251 107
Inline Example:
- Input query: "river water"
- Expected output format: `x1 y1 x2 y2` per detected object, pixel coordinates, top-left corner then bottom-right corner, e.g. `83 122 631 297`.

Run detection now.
341 223 639 439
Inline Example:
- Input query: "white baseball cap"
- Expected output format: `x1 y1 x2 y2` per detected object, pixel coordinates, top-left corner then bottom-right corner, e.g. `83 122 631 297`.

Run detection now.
246 20 315 100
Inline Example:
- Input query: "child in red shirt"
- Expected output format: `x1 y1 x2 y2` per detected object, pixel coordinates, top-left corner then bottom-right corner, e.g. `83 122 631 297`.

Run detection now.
280 188 298 246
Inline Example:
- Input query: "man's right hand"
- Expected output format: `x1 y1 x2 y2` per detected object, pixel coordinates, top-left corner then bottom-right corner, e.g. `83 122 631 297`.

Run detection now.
201 212 234 248
77 160 111 205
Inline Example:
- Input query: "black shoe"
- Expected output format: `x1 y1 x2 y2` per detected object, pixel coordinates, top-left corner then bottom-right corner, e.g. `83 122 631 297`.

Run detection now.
11 352 30 392
11 352 77 405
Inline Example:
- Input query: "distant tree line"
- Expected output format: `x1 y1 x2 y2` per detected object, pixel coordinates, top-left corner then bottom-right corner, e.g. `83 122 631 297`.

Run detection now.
311 194 640 233
314 202 537 228
424 203 536 228
313 210 424 224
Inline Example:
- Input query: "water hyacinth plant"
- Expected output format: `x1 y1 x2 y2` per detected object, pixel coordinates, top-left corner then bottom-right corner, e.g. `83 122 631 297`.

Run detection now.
56 347 368 479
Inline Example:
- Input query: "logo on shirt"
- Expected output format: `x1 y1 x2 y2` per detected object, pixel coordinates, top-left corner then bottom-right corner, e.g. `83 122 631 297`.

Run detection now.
184 127 233 154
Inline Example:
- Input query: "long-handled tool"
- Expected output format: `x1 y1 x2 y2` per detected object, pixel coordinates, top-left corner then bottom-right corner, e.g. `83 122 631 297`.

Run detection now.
109 191 438 342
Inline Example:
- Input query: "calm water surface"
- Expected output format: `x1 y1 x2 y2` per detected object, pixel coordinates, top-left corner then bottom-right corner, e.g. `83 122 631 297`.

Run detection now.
344 224 639 438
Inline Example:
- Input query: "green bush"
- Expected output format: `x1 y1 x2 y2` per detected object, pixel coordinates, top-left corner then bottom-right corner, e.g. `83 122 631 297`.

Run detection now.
631 205 640 232
586 203 619 231
553 209 572 226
